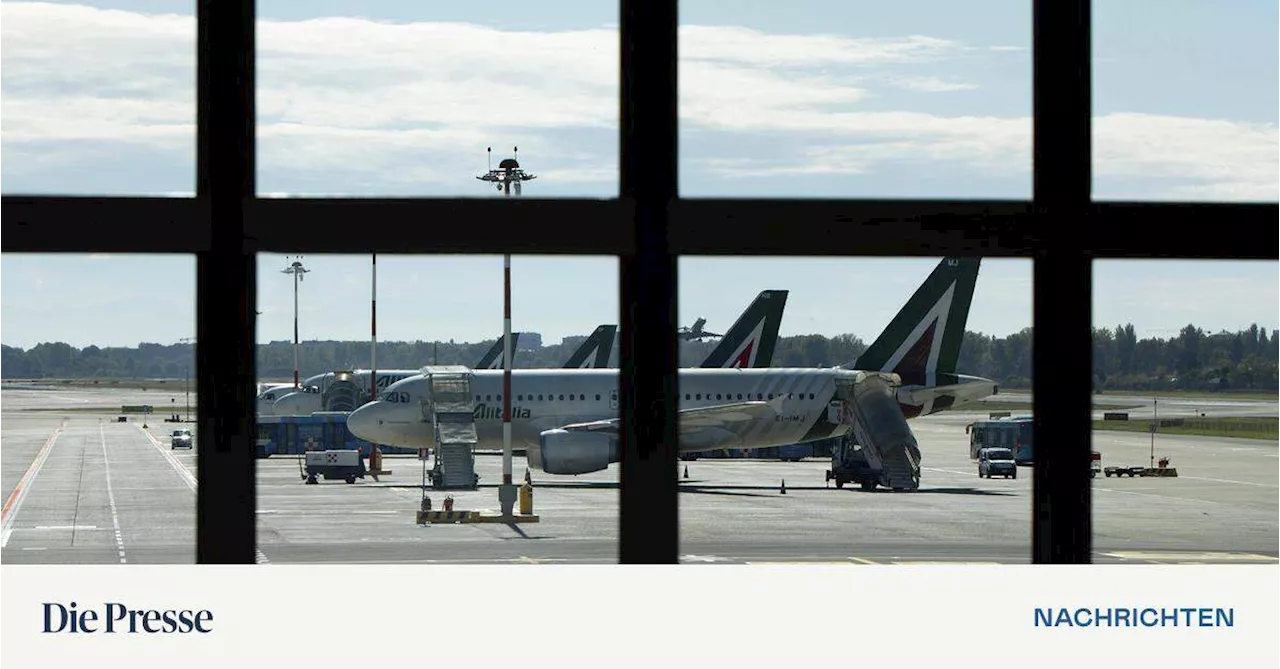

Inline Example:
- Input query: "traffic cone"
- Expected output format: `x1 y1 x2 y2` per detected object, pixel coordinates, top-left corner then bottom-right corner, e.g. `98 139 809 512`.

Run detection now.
780 479 787 494
683 465 689 479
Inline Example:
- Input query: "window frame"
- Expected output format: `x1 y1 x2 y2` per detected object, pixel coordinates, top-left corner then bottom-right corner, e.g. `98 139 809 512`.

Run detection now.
2 1 1276 564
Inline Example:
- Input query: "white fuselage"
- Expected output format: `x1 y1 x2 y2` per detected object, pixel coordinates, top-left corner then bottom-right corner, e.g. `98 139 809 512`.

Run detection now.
256 379 316 416
270 369 419 416
347 367 997 453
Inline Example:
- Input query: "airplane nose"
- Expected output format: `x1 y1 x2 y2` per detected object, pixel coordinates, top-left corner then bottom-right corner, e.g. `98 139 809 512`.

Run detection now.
346 403 381 442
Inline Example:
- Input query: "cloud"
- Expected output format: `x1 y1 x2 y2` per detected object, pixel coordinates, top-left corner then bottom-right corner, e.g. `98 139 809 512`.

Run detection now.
1 2 1275 200
887 76 980 93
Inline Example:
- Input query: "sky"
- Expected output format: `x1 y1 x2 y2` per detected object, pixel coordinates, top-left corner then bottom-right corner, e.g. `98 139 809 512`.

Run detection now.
1 1 1277 349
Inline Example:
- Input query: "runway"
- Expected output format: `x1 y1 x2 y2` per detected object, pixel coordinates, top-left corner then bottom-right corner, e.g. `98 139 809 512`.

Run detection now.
3 385 1276 565
1 416 197 563
990 390 1278 419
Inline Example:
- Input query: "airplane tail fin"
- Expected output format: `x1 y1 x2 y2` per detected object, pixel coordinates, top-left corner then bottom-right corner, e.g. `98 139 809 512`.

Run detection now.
475 332 522 369
700 290 789 368
853 258 980 387
563 325 618 368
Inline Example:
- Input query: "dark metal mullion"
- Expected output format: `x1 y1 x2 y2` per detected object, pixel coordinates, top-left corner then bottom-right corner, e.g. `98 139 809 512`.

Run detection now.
672 199 1038 256
245 198 634 254
1031 0 1092 563
0 197 208 253
619 0 679 563
195 0 257 563
6 197 1276 258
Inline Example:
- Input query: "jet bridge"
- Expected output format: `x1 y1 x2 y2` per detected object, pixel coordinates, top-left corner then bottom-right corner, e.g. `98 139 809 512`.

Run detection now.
322 370 364 412
421 366 480 490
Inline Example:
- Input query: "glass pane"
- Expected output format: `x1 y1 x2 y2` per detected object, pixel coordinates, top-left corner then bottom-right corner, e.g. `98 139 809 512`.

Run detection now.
676 256 1036 564
256 2 619 197
1 2 196 195
1091 260 1278 563
1 253 196 563
1094 2 1278 201
678 1 1031 198
254 253 620 563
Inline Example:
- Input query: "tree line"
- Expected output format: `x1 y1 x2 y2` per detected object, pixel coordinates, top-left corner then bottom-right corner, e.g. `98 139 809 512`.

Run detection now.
3 323 1277 392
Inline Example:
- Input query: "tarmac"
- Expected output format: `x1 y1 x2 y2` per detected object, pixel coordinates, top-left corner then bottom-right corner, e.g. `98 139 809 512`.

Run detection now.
3 385 1276 565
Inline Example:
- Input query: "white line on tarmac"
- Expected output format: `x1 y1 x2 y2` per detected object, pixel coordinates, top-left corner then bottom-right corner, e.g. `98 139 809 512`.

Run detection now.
134 424 272 565
135 424 197 490
1176 475 1279 488
1093 486 1233 507
921 467 982 477
101 424 127 564
1 420 66 548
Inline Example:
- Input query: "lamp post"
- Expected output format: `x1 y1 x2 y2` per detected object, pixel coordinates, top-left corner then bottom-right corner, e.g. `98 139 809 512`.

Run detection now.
1150 398 1157 468
477 147 535 517
179 336 194 422
281 257 310 389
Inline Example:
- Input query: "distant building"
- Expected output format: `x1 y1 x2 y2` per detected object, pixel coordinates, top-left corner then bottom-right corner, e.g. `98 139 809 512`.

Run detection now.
560 335 586 349
518 333 542 350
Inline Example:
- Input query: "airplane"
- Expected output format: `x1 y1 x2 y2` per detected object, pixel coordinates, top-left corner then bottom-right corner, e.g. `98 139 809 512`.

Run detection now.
345 260 992 490
255 382 301 414
268 328 616 415
262 332 524 416
677 317 723 341
696 290 786 368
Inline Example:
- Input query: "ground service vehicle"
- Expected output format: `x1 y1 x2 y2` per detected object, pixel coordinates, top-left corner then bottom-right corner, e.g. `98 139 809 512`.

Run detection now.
977 447 1017 478
171 429 193 449
826 436 884 491
966 416 1034 465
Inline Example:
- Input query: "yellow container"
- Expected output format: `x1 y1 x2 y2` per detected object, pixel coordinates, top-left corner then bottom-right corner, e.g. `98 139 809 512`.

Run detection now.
519 482 534 515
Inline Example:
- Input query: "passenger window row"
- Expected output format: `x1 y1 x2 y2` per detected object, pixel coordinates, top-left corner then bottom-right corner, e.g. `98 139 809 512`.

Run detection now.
682 392 816 401
468 391 817 403
476 393 605 402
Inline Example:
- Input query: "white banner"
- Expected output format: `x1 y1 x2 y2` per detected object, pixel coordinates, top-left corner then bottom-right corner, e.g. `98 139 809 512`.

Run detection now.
2 565 1276 669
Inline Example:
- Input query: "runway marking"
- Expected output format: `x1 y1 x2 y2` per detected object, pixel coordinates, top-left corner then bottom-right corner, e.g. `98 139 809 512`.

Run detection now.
1 419 67 548
680 554 729 563
1176 476 1278 488
745 561 864 566
1093 487 1232 507
101 424 127 564
921 467 980 477
889 561 1001 565
1102 551 1278 562
34 525 100 530
134 424 272 565
135 424 197 489
848 556 878 565
254 514 399 519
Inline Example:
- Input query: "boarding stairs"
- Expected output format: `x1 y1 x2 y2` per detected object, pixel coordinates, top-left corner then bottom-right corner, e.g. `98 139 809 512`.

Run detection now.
422 366 479 490
848 372 922 491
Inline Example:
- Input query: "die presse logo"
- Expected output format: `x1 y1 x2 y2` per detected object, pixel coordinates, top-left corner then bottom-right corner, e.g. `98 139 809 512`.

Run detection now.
42 602 214 634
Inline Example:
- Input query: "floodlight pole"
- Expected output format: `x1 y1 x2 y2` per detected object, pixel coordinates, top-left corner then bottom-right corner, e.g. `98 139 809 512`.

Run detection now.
1150 398 1157 468
180 336 194 421
371 253 377 403
503 254 514 490
282 258 310 389
477 147 534 517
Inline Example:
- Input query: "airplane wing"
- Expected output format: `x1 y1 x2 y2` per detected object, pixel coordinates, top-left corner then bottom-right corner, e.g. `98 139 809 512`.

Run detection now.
555 401 780 451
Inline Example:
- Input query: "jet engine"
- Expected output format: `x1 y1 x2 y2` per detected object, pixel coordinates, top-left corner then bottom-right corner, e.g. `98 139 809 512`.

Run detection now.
529 429 618 475
850 372 922 491
322 371 363 412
